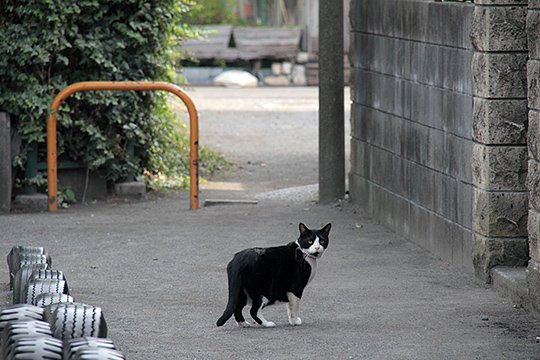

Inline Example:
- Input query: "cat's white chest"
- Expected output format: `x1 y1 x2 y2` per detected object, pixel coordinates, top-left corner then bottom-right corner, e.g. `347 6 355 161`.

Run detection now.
305 257 317 284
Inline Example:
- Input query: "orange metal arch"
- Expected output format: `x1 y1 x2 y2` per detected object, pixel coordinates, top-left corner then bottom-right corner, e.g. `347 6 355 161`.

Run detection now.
46 81 199 211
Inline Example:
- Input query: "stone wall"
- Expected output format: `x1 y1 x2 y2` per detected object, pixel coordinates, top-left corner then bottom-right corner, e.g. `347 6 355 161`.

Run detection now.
470 0 529 282
349 0 476 272
527 0 540 312
350 0 535 297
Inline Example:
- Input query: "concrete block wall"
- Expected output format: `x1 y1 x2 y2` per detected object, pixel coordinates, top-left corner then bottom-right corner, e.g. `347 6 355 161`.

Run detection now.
349 0 476 273
471 0 529 282
527 0 540 312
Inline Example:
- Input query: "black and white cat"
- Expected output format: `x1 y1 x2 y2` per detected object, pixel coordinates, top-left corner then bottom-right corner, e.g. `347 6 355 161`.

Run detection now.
216 222 331 328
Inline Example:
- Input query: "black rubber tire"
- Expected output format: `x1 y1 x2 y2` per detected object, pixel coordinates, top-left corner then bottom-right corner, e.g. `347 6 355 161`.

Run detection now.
34 293 74 307
12 264 49 304
5 336 62 360
7 246 45 280
0 304 44 332
48 303 108 340
1 320 53 358
23 279 68 306
71 347 126 360
31 269 65 282
11 255 50 291
42 303 61 323
64 337 117 360
17 254 50 269
7 246 48 289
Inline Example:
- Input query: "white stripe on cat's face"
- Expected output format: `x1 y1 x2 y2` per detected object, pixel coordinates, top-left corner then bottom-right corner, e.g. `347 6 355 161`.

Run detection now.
306 236 325 258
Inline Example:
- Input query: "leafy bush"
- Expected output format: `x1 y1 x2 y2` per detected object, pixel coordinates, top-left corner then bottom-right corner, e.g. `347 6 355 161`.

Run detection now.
57 186 77 208
144 98 230 190
0 0 223 193
188 0 238 25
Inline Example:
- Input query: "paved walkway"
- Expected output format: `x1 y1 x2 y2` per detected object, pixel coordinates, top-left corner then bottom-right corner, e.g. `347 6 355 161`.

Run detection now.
1 87 539 359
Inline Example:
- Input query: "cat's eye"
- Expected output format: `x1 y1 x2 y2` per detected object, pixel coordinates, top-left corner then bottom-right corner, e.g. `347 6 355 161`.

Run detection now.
307 240 313 244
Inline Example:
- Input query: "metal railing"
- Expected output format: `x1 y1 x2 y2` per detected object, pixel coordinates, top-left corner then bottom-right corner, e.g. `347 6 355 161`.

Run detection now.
46 81 199 211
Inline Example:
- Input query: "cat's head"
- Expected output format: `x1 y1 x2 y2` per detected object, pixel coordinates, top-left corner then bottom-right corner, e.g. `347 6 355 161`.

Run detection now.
297 222 331 259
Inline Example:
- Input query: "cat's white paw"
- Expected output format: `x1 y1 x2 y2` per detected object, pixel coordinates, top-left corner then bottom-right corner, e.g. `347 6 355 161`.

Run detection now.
262 321 276 328
288 317 302 326
237 321 251 328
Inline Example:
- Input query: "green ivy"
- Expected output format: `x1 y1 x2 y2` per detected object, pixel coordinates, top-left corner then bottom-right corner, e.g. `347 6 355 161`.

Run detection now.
0 0 220 193
57 185 76 208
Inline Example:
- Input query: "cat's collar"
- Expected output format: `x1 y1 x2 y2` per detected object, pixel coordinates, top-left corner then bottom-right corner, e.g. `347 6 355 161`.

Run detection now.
303 252 319 260
294 241 318 261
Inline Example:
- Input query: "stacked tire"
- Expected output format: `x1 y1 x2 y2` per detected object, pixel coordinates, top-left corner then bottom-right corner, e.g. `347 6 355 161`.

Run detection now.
1 246 125 359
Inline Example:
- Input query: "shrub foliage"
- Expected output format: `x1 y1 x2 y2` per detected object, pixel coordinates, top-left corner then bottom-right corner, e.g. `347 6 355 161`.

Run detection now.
0 0 205 190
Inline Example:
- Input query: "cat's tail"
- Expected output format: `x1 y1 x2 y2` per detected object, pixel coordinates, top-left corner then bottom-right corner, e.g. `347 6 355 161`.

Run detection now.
216 259 243 327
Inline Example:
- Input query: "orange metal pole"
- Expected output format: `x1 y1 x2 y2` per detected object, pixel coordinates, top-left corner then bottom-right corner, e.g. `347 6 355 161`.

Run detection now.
46 81 199 211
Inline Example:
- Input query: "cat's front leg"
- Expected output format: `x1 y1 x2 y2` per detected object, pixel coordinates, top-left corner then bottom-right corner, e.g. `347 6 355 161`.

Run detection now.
286 292 302 326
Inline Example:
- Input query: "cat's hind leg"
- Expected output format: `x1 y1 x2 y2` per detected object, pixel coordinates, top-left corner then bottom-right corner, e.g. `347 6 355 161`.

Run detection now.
234 291 250 327
249 296 276 328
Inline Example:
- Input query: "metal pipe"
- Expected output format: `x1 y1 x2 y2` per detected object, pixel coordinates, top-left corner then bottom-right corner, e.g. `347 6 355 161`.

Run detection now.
46 81 199 211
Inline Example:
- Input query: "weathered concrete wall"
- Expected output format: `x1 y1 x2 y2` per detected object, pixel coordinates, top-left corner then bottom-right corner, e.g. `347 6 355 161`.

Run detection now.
350 0 531 280
471 0 529 282
527 0 540 312
349 0 475 273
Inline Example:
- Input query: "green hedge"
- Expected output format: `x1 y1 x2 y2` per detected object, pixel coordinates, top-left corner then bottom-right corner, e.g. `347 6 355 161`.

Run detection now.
0 0 207 192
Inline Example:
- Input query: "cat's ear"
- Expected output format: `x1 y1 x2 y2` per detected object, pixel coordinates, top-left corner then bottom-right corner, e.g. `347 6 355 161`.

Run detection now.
321 223 332 236
299 222 309 234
